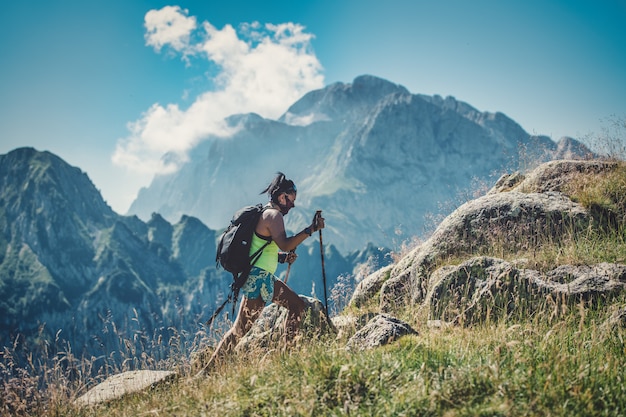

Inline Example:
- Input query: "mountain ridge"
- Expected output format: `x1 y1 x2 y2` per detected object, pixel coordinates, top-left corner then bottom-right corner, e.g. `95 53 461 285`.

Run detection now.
0 147 216 353
128 75 590 254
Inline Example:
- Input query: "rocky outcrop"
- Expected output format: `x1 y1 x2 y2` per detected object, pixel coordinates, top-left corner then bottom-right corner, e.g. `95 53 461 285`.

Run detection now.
351 188 589 312
351 160 626 322
490 159 618 194
377 190 588 312
426 257 626 325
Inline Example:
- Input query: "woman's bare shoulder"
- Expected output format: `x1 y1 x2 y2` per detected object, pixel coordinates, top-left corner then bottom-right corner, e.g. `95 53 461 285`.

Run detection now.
260 206 282 223
263 206 281 216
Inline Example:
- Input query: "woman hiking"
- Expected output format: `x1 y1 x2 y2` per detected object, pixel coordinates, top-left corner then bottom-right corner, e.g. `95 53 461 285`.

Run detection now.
197 172 325 375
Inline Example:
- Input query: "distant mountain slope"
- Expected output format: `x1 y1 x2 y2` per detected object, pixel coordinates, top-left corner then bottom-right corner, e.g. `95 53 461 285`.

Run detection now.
128 75 591 253
0 148 219 354
0 148 383 358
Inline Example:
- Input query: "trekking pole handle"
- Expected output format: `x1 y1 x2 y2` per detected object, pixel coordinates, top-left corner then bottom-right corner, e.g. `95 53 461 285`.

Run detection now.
314 210 323 231
283 250 295 283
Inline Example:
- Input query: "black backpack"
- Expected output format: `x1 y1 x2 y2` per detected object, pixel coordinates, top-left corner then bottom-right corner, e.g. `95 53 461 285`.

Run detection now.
207 204 271 326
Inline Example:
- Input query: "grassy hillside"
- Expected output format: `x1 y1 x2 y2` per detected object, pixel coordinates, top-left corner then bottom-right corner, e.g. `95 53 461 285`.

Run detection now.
3 136 626 416
11 297 624 416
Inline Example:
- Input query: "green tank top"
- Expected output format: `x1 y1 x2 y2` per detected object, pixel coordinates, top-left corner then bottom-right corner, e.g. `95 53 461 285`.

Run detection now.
249 232 278 274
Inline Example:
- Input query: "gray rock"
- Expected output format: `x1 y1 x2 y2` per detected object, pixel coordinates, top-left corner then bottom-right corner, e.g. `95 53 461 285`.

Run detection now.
75 370 177 406
346 314 417 351
350 264 394 307
425 257 626 325
379 190 588 312
347 160 626 325
332 312 380 341
500 159 619 194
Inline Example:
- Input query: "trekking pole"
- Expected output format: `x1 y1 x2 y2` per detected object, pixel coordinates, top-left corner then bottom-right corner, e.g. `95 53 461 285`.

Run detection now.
284 262 292 283
283 250 295 283
316 210 329 318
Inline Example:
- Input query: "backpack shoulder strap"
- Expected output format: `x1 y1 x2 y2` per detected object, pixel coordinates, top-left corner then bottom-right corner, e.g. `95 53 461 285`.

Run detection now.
249 205 272 264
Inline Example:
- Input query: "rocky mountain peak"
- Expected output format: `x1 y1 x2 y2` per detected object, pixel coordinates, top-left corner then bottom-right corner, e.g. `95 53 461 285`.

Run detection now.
128 75 592 254
0 147 115 227
280 74 409 125
0 149 213 354
147 212 174 247
554 136 594 160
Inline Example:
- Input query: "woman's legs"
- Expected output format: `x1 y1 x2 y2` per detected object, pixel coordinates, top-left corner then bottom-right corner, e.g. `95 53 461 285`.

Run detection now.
272 280 306 340
198 281 304 375
202 295 265 372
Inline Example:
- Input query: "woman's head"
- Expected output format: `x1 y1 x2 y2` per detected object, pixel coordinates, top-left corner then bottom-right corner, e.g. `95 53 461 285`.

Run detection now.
261 172 297 214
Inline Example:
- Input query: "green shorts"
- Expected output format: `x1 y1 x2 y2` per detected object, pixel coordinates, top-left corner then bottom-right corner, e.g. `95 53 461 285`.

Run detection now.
241 266 276 303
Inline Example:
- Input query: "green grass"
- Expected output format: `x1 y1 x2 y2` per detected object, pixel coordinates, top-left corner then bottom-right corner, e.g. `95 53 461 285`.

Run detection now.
40 304 625 417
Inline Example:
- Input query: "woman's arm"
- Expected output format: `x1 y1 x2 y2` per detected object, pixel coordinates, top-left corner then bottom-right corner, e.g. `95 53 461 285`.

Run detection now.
264 209 310 252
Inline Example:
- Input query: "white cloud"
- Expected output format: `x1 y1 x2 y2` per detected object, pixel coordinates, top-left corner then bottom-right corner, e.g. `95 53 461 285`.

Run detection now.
144 6 197 54
113 6 325 175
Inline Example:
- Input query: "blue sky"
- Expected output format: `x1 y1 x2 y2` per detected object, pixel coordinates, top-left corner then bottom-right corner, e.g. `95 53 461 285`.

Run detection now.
1 0 625 214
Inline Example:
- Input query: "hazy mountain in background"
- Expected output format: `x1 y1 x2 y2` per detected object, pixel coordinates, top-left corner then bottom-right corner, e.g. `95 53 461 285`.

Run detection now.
128 75 591 254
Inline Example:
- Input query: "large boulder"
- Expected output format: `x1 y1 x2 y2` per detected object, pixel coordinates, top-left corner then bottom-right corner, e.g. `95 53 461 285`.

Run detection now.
351 160 626 317
490 160 619 194
376 191 588 312
425 257 626 325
